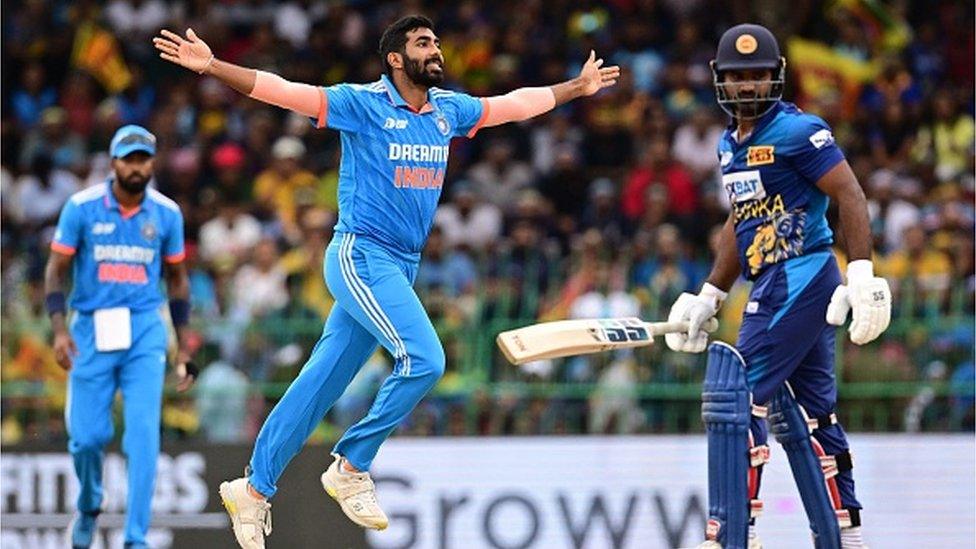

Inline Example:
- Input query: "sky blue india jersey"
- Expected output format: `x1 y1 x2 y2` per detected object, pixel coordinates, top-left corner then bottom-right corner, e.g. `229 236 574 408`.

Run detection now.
718 101 845 280
314 74 486 253
51 182 185 313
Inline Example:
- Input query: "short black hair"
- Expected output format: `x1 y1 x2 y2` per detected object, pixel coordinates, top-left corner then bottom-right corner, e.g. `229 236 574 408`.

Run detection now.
378 15 435 76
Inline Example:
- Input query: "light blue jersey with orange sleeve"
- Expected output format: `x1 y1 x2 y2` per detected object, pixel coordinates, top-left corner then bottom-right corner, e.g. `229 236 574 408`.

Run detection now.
312 74 487 253
717 101 845 280
51 181 185 313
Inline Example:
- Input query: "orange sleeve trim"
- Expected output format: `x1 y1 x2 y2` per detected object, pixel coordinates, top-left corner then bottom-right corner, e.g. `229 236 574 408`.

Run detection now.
51 242 77 256
466 97 491 138
316 88 328 129
164 251 186 264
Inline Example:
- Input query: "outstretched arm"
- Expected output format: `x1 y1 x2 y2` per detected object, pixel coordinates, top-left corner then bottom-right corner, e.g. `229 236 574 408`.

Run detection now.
154 28 323 119
481 50 620 127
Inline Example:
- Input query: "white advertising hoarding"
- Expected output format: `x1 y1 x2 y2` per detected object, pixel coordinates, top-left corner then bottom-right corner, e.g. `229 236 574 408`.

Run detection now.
369 434 975 549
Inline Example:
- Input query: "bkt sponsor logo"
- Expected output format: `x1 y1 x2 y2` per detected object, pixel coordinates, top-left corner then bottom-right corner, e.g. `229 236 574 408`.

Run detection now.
92 222 116 235
384 117 408 130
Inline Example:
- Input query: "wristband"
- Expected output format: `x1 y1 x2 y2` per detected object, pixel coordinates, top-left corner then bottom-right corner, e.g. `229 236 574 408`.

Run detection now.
169 298 191 327
45 292 66 316
699 282 729 310
198 54 215 74
846 260 874 285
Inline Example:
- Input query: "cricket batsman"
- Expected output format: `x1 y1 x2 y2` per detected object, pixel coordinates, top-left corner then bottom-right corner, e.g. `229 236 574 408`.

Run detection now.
45 125 197 548
666 24 891 549
154 15 619 547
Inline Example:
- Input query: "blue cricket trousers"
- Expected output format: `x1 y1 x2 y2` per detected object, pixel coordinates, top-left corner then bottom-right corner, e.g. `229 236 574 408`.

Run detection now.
738 251 860 510
249 232 445 497
67 308 168 545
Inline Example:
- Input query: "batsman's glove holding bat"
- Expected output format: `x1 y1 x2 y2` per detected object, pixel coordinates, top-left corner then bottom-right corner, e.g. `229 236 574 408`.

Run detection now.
665 283 727 353
825 259 891 345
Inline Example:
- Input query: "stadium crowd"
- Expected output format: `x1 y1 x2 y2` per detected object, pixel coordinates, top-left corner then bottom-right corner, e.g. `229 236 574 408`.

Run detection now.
2 0 973 444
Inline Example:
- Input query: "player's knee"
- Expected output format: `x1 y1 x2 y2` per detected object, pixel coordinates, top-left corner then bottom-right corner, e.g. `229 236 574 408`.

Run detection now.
415 343 446 382
69 431 112 454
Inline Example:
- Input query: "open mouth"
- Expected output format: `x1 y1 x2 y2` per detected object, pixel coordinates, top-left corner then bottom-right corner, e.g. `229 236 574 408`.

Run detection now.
426 59 443 72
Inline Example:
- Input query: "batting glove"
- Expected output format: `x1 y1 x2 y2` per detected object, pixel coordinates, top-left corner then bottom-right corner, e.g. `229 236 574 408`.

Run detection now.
825 260 892 345
665 283 727 353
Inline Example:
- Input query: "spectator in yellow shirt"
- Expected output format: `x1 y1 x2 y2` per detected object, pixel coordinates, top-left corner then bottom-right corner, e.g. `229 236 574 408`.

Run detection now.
879 224 952 301
253 136 320 241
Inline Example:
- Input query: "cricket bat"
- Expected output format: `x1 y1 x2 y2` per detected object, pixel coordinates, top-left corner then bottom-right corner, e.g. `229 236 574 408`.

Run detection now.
496 317 719 365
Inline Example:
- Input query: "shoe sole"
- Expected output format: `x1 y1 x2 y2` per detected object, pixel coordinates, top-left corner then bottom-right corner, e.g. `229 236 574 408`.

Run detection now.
321 471 388 531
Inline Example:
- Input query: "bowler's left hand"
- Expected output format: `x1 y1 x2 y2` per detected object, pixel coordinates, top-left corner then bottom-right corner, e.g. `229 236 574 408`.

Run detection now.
175 350 198 392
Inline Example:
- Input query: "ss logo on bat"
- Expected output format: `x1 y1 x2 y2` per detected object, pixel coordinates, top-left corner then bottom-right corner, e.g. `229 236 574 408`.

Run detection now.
597 319 649 342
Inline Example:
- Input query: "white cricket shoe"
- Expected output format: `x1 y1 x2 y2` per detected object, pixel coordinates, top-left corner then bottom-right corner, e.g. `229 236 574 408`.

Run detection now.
321 457 389 530
219 478 272 548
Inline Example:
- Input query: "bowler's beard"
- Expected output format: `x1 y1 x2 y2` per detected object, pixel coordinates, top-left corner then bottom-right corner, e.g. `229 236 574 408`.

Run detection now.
117 173 150 195
404 55 444 87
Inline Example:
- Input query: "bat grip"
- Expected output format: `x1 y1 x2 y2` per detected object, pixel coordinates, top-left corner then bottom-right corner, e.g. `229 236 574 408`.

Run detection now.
647 317 719 336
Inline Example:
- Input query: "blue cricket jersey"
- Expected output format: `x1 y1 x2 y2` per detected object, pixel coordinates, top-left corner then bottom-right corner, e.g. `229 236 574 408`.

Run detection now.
313 74 486 253
718 101 845 280
51 181 185 313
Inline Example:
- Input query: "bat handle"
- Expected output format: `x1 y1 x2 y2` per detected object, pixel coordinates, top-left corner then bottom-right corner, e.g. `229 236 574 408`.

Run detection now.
646 317 720 336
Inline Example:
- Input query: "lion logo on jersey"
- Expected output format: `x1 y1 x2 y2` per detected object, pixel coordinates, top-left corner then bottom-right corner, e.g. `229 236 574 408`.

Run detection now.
745 210 806 275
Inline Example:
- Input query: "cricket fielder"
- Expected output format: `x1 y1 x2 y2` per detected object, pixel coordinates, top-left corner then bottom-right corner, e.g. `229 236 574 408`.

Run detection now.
154 15 619 547
666 25 891 549
45 125 197 548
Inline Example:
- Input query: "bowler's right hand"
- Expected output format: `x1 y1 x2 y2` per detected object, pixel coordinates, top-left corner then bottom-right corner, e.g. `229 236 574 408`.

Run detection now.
53 329 78 370
154 28 214 74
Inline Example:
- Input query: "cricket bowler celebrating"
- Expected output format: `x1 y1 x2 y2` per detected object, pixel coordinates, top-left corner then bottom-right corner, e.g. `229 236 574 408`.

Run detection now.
154 15 618 547
665 25 891 549
45 125 197 548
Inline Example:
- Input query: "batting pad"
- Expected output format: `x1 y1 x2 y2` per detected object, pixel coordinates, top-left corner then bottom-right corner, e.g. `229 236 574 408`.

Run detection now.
701 342 752 549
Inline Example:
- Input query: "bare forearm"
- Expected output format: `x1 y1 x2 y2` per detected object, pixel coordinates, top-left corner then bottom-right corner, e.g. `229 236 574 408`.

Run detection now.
836 188 872 261
44 257 70 333
550 78 587 107
706 217 742 292
204 58 257 96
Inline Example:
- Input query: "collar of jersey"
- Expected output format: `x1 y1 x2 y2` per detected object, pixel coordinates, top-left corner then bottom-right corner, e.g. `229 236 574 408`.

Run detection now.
725 100 784 148
102 179 146 217
380 74 436 114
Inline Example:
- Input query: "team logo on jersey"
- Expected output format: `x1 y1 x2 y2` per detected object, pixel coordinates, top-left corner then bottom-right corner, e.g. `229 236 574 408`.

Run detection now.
435 113 451 136
141 221 157 242
720 151 734 167
744 210 806 275
746 145 775 166
92 222 116 235
808 129 835 149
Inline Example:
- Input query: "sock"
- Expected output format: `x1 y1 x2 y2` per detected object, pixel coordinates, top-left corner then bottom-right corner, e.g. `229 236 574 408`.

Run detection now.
840 526 864 548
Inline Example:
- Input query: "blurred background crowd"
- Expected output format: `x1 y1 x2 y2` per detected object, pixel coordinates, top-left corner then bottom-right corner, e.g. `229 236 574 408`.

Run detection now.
2 0 973 446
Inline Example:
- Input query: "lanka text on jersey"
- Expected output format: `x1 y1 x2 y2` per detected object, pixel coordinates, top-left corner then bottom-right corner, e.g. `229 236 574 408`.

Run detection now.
312 74 486 253
717 101 845 279
51 182 185 312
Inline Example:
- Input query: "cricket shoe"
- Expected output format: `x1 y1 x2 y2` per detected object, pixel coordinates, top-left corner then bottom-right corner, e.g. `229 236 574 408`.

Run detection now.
321 456 389 530
219 477 272 548
67 509 100 549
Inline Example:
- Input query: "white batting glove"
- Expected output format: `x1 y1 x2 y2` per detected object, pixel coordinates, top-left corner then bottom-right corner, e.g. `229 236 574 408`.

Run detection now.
665 283 727 353
825 260 892 345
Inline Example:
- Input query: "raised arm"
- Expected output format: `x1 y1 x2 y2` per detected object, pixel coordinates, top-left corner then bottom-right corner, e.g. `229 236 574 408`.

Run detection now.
481 50 619 127
154 28 322 119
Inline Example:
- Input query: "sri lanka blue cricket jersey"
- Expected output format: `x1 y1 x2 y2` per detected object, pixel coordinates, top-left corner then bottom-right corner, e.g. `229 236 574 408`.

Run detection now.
313 74 486 253
718 101 845 280
51 181 185 313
